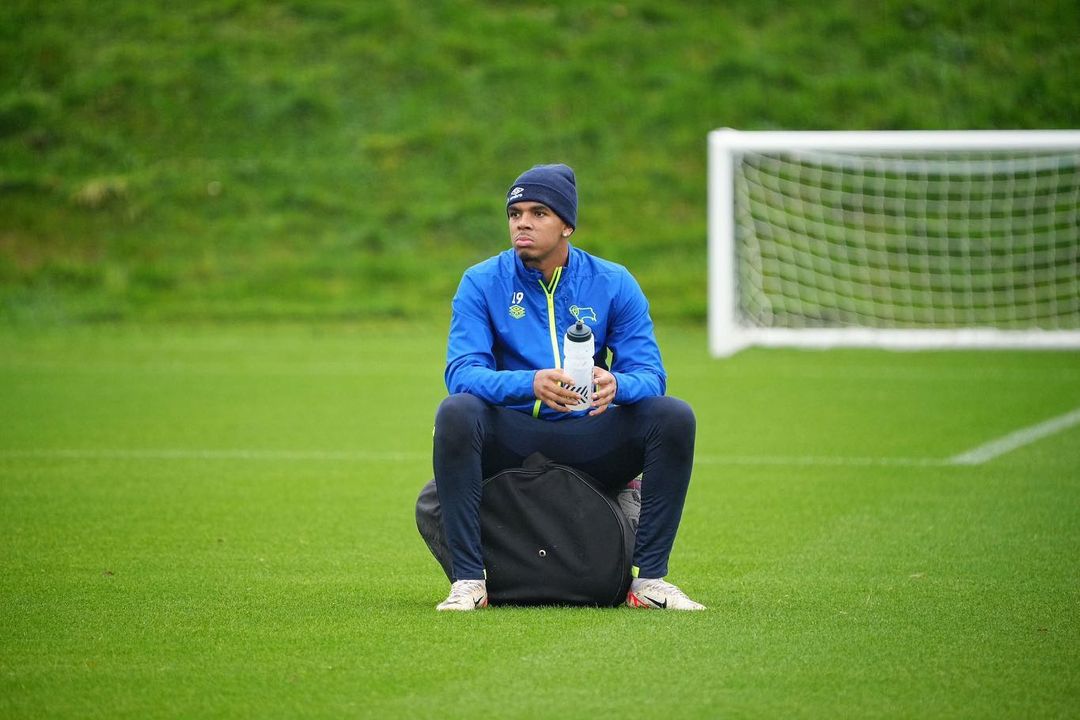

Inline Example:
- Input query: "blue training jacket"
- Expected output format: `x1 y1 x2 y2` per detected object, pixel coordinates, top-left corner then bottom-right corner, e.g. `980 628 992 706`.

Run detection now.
445 245 667 420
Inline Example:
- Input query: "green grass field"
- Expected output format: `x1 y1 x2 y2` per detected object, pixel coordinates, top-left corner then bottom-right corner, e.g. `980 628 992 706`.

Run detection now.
1 324 1078 718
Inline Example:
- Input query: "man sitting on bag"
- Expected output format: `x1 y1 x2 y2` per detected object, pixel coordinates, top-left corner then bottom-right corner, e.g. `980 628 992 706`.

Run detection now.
433 163 705 612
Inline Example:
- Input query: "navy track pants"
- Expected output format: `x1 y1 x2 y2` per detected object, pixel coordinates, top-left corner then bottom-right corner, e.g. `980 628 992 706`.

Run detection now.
433 392 696 581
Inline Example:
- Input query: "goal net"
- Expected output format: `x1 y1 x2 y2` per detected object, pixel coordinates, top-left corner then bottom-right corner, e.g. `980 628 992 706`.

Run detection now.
708 129 1080 356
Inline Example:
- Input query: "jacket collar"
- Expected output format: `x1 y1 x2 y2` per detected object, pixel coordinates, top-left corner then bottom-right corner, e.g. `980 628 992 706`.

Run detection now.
511 244 576 283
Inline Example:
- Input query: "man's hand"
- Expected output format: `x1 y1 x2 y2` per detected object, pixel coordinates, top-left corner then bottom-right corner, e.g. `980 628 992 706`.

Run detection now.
533 368 584 412
533 367 618 415
589 367 617 416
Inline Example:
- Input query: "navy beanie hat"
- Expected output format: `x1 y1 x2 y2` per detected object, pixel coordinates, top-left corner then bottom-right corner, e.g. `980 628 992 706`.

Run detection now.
506 163 578 228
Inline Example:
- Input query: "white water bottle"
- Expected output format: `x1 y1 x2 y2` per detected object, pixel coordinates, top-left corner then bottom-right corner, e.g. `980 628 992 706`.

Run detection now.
563 320 594 411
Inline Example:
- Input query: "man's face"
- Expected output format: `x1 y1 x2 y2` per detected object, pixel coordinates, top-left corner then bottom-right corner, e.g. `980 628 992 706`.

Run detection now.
508 201 572 270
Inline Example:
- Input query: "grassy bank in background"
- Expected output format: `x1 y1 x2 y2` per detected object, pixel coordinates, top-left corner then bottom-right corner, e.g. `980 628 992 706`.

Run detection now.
2 0 1078 324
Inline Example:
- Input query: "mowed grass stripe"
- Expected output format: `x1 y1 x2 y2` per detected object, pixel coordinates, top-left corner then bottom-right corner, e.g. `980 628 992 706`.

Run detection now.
7 411 1080 468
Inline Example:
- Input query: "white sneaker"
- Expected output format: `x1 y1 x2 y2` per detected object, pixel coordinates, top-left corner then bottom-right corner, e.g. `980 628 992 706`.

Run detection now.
626 577 706 611
436 579 488 611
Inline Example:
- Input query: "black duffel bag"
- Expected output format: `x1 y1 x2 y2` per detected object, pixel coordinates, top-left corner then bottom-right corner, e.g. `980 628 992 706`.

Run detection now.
416 452 640 607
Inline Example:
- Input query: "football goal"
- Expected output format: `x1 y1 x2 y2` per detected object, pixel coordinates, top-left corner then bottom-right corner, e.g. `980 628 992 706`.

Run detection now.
708 129 1080 356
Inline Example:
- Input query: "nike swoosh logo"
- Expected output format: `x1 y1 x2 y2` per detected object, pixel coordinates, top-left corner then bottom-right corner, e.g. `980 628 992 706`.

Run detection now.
643 595 667 609
474 595 486 608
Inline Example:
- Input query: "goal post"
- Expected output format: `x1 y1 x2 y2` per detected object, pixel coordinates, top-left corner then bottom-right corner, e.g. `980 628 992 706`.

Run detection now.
708 129 1080 356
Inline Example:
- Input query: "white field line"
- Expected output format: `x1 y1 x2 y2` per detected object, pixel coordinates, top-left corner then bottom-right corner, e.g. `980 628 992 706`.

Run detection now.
695 455 950 467
0 448 947 467
948 406 1080 465
5 406 1079 468
0 449 422 462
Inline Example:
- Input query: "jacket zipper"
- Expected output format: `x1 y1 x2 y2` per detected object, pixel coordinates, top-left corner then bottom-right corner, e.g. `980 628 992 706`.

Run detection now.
533 265 564 418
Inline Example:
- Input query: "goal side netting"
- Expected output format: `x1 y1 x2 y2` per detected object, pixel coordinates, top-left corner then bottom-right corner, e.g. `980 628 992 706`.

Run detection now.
708 129 1080 356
